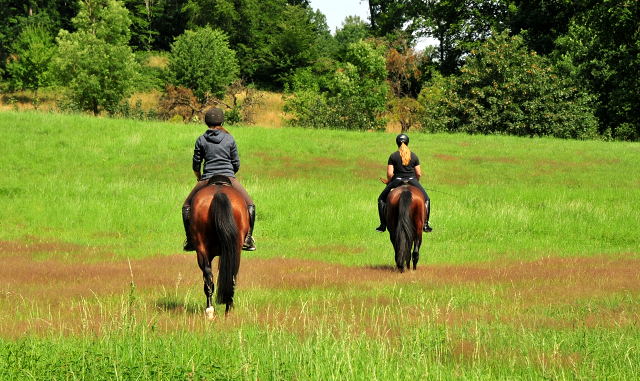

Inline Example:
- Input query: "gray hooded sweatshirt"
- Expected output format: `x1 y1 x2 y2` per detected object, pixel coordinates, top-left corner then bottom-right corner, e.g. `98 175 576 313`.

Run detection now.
192 129 240 180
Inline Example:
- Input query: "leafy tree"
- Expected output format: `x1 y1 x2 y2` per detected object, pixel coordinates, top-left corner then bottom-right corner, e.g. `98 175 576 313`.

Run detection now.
255 5 319 86
386 36 426 132
367 0 409 37
49 0 140 115
285 40 389 130
145 0 190 51
506 0 588 56
5 24 55 95
168 26 239 101
409 0 509 75
423 30 598 138
122 0 166 51
333 16 370 60
183 0 323 88
554 0 640 141
0 0 77 75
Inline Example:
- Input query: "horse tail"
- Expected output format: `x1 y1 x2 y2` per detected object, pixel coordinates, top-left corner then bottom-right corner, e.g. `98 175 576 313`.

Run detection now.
209 192 239 306
395 188 414 269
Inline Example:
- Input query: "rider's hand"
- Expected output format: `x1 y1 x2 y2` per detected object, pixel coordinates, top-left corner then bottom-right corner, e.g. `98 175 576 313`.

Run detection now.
380 178 389 185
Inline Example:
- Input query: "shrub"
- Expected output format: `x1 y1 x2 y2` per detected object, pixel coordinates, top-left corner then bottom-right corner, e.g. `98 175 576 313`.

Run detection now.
284 40 389 131
5 24 55 95
426 30 598 139
157 85 202 122
168 27 238 101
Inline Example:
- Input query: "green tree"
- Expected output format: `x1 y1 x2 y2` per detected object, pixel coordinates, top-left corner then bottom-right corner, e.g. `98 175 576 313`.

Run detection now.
425 30 597 139
122 0 165 51
506 0 588 56
554 0 640 141
183 0 323 88
168 26 238 101
49 0 140 115
367 0 409 37
333 16 370 61
5 24 54 95
410 0 509 75
256 5 319 86
0 0 77 76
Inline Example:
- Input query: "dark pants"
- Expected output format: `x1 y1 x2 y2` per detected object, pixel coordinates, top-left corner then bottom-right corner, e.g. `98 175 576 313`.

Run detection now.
183 176 253 207
378 177 429 204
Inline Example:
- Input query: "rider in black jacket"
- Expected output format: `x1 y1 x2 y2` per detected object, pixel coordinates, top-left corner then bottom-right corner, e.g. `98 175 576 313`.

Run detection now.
181 107 256 251
376 133 432 233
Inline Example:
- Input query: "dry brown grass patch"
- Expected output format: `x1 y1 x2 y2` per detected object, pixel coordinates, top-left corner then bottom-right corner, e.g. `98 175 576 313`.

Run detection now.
247 92 286 128
3 253 640 338
433 153 460 161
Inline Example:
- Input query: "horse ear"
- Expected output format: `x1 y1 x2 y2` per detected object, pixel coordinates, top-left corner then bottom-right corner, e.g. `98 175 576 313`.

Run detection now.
380 178 389 185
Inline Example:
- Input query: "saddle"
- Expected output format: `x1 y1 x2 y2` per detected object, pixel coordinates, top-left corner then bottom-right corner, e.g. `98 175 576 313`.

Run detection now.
207 174 232 186
385 178 413 192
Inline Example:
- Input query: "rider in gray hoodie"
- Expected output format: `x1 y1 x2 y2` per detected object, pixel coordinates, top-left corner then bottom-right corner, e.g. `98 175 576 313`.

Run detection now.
182 107 256 252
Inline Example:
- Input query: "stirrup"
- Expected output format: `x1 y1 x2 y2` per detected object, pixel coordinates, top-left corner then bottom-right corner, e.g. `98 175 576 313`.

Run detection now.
183 238 195 252
375 224 386 233
242 236 256 251
423 223 433 233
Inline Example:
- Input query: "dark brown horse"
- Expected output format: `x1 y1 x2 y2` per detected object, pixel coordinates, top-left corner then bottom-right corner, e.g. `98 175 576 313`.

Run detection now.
386 184 426 272
190 176 249 318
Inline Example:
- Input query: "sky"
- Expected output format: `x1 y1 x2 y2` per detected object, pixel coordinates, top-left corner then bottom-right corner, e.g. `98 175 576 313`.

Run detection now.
308 0 438 50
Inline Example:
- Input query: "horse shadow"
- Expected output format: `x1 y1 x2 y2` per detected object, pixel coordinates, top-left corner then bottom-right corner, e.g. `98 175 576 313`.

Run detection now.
365 264 397 272
155 296 201 315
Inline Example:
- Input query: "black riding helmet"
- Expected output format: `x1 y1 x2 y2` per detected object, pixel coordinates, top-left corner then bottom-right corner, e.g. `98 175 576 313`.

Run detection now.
396 133 409 146
205 107 225 126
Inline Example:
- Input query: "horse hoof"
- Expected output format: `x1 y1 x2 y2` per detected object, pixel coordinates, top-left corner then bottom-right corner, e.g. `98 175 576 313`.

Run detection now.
205 307 215 320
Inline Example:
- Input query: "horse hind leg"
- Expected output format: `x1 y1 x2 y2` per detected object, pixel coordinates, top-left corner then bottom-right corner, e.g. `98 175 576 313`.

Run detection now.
203 273 215 319
200 264 215 319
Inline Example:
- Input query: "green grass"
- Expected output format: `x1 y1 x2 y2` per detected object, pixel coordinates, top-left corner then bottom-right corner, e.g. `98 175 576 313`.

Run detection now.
1 111 638 265
2 110 640 379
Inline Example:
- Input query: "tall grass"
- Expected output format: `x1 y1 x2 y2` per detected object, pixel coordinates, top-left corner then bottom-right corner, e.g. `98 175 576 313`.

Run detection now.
2 277 640 379
2 110 640 379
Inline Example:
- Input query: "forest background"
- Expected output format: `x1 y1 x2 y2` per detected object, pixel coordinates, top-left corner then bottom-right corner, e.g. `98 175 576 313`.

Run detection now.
0 0 639 140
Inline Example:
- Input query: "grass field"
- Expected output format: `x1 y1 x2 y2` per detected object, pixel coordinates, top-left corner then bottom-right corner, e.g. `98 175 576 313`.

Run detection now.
1 110 640 379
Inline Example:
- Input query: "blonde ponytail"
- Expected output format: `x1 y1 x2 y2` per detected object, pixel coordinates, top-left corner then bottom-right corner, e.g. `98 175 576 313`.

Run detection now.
399 142 411 166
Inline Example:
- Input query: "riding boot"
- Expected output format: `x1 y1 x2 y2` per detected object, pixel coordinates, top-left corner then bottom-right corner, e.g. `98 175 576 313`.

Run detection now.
375 200 387 232
182 206 195 251
423 200 433 232
242 204 256 251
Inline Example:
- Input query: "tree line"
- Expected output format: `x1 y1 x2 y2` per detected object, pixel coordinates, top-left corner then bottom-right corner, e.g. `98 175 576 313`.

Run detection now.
1 0 638 140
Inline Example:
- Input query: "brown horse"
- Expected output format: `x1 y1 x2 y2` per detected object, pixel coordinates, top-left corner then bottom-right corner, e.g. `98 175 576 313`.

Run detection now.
386 184 426 272
190 176 249 318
